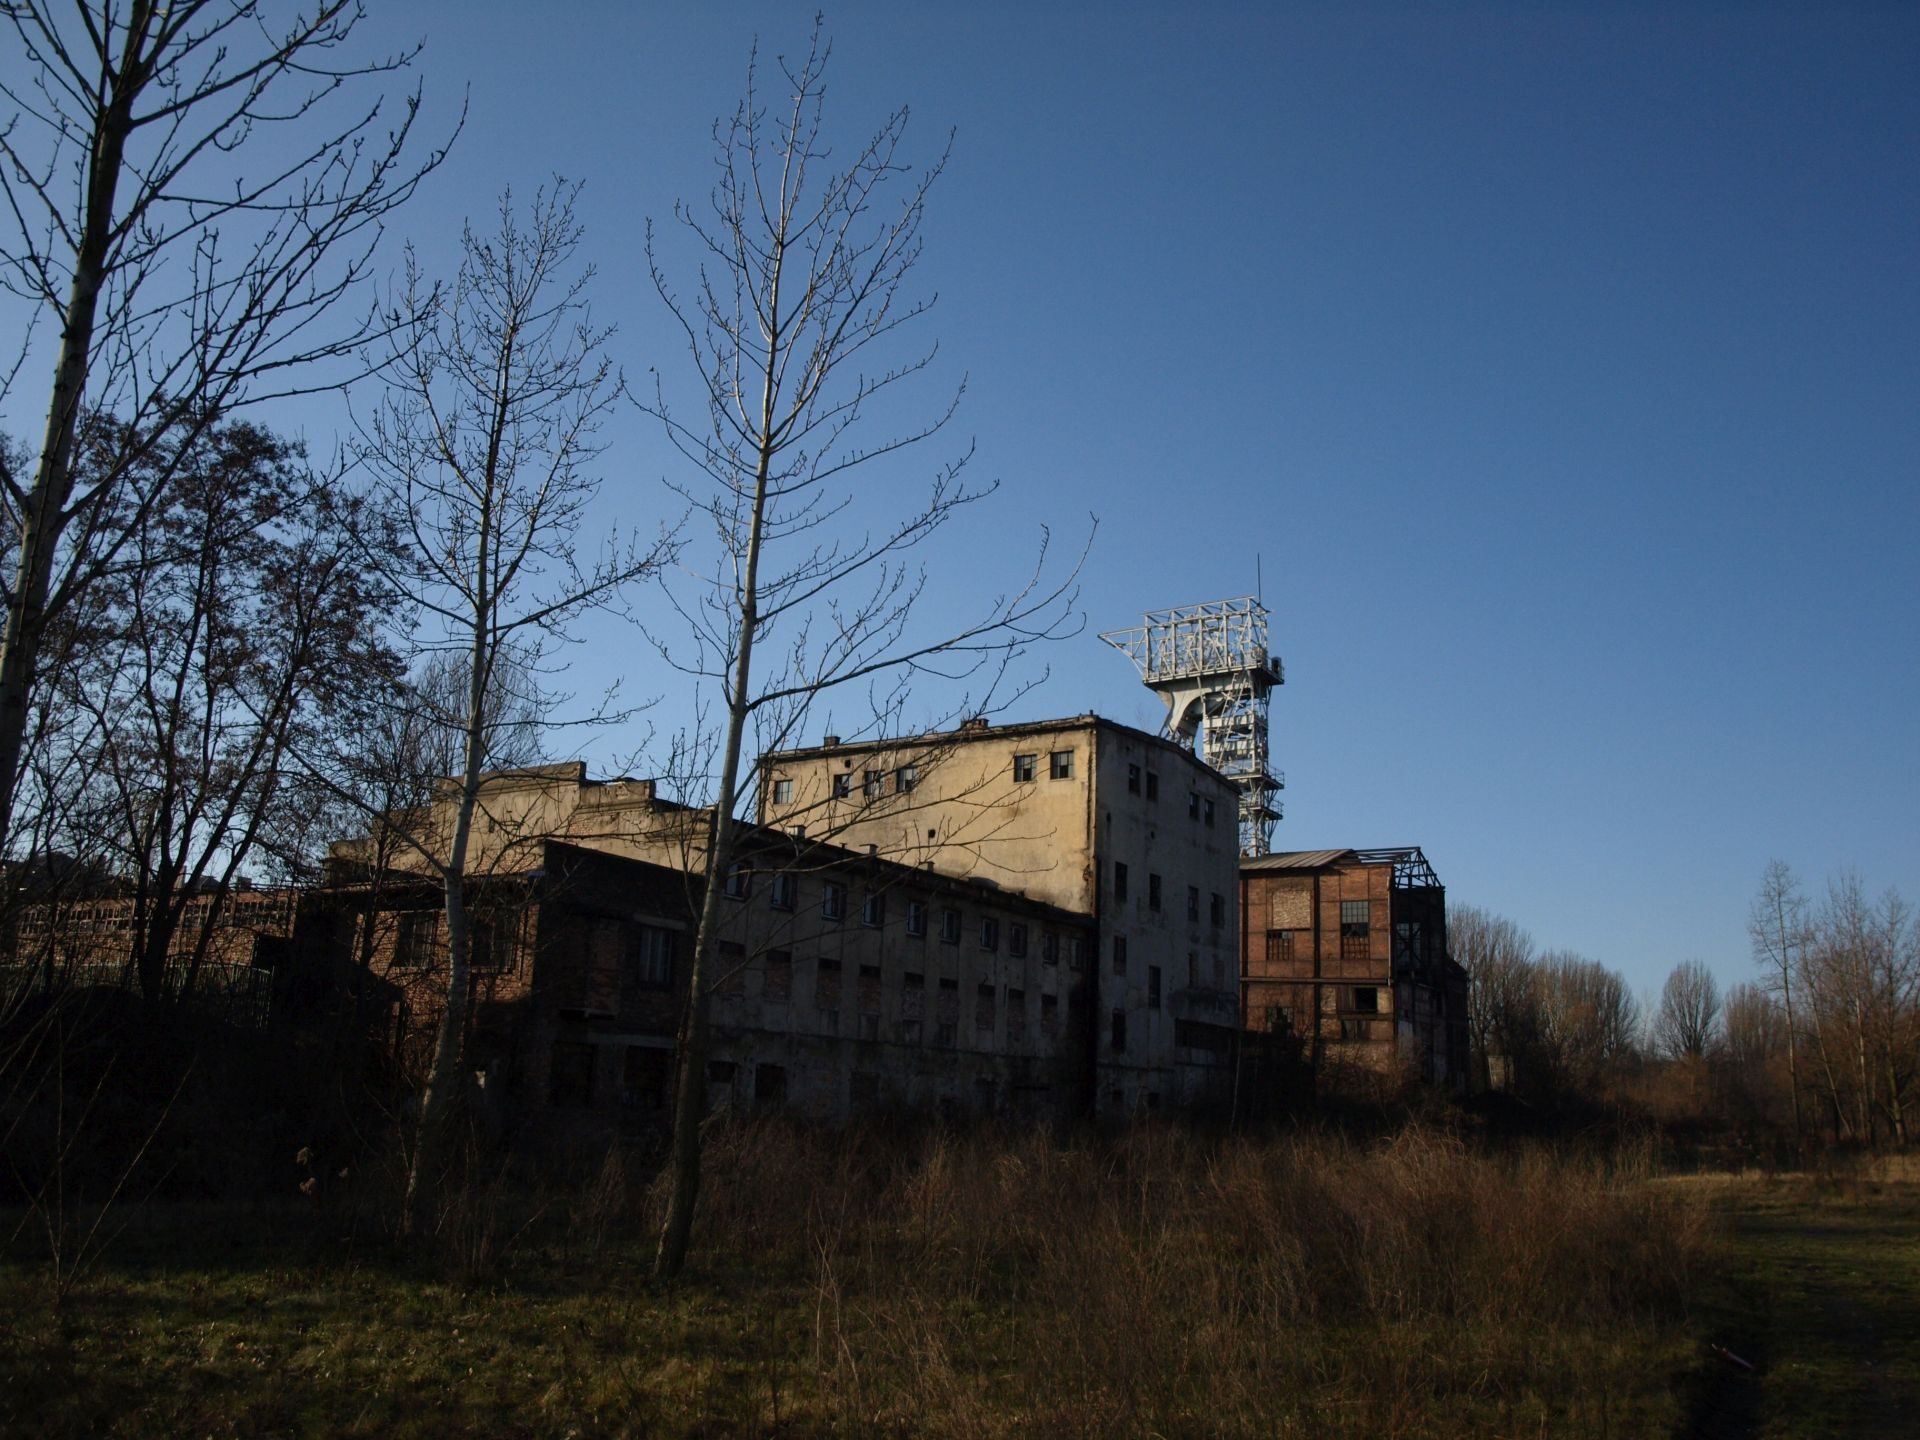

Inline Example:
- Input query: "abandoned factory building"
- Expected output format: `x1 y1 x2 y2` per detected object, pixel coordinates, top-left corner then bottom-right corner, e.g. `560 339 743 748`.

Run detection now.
1239 847 1469 1094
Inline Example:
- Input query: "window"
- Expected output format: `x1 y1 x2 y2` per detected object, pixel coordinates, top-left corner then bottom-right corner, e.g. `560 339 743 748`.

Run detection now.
815 957 842 1014
1113 861 1128 902
764 949 793 1002
1188 791 1200 819
770 871 796 910
940 907 961 943
1187 885 1200 922
623 1045 670 1112
755 1064 787 1103
975 983 996 1031
1187 950 1199 985
1112 934 1128 976
715 940 747 996
822 882 846 921
723 862 752 899
1341 900 1371 962
1069 936 1087 970
1265 1004 1291 1032
1049 750 1074 780
771 777 793 805
907 899 928 937
863 769 884 800
1203 798 1216 827
1210 893 1225 928
1110 1009 1127 1053
1007 987 1026 1042
861 891 885 928
627 924 675 989
1040 992 1060 1036
468 917 501 971
896 764 918 794
395 910 436 969
937 977 959 1047
1148 873 1162 911
1041 931 1059 965
1008 922 1028 958
832 772 852 799
1267 929 1300 966
1145 772 1159 801
980 917 999 951
1351 986 1381 1014
1148 965 1162 1009
1013 753 1037 783
1127 762 1141 794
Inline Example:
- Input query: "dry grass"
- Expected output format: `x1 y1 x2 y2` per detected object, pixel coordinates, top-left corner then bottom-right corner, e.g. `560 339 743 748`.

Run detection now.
1 1120 1714 1437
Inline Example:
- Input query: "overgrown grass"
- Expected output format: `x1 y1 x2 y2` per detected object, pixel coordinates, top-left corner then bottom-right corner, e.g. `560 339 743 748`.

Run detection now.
1 1120 1714 1437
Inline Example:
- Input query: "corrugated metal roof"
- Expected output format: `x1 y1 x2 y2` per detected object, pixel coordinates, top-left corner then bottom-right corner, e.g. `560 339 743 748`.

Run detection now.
1239 849 1356 872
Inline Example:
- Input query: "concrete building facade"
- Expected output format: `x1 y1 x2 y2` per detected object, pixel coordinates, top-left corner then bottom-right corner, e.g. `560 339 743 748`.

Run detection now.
757 715 1242 1114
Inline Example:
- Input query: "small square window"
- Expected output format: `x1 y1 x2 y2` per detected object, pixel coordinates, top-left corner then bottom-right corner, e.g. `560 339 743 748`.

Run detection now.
1145 772 1159 801
940 907 961 943
896 764 918 794
1352 986 1381 1015
771 777 793 805
1050 750 1074 780
770 872 796 910
723 862 752 900
822 882 846 921
907 899 928 937
832 773 852 799
1013 753 1037 783
862 892 885 928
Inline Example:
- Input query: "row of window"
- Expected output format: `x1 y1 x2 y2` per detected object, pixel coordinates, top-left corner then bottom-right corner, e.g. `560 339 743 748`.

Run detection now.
722 863 1085 961
1113 862 1226 926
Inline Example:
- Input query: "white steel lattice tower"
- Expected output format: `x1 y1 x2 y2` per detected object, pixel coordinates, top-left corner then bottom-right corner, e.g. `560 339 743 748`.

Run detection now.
1101 597 1285 856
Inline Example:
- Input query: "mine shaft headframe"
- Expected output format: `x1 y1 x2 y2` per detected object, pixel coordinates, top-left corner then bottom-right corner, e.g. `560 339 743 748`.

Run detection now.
1100 596 1286 857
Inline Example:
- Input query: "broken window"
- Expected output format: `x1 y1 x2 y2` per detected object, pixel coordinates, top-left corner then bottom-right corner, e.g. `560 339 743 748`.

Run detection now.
1341 901 1371 963
723 861 752 899
755 1064 787 1103
832 772 852 799
394 911 437 969
1267 929 1300 967
764 949 793 1002
975 983 996 1031
1007 987 1026 1042
770 871 796 910
1351 985 1381 1014
896 764 918 794
715 941 746 996
1013 753 1037 782
815 958 842 1017
863 769 884 800
1040 992 1060 1036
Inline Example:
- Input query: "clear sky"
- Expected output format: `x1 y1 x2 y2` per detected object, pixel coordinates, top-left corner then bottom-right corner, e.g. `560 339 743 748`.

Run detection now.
8 2 1917 1007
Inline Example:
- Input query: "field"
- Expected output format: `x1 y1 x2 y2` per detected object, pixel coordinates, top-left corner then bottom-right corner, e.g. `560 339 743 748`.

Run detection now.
3 1123 1909 1438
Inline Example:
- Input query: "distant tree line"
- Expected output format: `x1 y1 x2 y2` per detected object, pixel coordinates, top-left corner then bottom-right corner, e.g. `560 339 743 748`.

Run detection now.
1452 861 1917 1153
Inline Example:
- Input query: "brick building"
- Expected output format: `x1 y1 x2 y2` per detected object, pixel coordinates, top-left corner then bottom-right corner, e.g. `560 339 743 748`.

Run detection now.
1239 847 1468 1095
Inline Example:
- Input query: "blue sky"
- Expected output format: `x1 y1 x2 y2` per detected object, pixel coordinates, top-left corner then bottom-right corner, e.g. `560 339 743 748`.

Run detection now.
9 2 1917 1007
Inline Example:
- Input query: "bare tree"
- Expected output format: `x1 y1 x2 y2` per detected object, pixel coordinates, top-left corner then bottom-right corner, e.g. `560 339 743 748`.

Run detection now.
49 412 394 1005
1532 950 1639 1099
1653 958 1722 1061
1449 904 1538 1092
642 24 1083 1279
0 0 453 854
1749 859 1808 1143
343 182 670 1234
1721 981 1786 1133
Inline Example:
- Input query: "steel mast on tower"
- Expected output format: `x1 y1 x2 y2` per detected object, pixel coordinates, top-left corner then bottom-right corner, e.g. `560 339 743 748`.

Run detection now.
1100 596 1285 857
